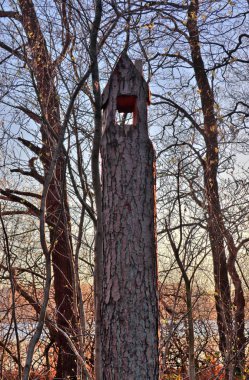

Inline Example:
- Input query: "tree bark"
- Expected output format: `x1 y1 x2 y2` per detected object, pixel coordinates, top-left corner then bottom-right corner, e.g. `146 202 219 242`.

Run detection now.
187 0 246 376
101 61 159 377
89 0 103 378
18 1 78 378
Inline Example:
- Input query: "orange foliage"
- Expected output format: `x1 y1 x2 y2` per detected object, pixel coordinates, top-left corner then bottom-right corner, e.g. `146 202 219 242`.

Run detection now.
2 371 55 380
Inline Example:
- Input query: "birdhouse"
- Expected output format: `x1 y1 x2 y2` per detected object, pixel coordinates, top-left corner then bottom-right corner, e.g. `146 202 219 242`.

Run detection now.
101 52 150 134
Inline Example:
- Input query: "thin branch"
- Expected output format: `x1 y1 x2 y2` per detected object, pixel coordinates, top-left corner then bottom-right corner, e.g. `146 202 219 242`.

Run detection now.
54 324 93 380
0 340 23 367
0 41 26 61
10 167 44 184
0 10 22 20
0 189 40 217
53 0 72 67
4 189 41 199
152 93 204 136
17 107 42 124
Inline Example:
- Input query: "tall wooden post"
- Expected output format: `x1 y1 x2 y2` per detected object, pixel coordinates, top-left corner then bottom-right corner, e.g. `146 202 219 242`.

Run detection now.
100 52 159 379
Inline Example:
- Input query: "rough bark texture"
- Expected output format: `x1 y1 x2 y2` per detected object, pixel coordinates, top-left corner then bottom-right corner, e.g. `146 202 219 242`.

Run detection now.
89 1 103 378
18 1 78 378
187 0 246 376
186 287 196 380
100 54 159 380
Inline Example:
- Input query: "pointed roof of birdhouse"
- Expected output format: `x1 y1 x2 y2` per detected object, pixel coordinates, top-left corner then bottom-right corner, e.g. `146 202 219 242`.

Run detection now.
101 52 150 109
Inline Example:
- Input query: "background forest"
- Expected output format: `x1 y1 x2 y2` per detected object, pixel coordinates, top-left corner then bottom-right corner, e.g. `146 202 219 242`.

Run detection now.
0 0 249 379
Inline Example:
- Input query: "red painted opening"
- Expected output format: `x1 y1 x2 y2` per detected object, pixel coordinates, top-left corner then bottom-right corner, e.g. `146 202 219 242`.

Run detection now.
116 95 136 113
116 95 137 125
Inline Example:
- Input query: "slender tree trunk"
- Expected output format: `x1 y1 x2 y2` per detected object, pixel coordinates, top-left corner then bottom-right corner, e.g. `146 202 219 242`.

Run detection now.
225 231 246 375
186 285 196 380
187 0 246 376
166 165 196 380
89 0 103 378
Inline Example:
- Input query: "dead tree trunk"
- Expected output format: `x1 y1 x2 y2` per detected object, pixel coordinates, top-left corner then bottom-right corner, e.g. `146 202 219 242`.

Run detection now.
100 53 159 379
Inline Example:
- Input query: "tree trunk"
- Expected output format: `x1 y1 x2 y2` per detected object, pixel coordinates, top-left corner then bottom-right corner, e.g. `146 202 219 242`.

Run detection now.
89 0 103 377
18 1 78 378
187 0 246 376
186 285 196 380
101 75 159 378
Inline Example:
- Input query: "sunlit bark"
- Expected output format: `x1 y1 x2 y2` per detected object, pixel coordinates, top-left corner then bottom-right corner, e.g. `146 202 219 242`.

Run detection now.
101 54 159 379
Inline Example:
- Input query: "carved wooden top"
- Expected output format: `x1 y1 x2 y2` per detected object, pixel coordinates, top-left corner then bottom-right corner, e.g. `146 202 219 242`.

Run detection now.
101 52 150 109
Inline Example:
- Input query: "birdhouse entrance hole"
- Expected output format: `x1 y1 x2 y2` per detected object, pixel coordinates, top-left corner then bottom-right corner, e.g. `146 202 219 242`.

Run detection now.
117 95 136 113
116 95 137 126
